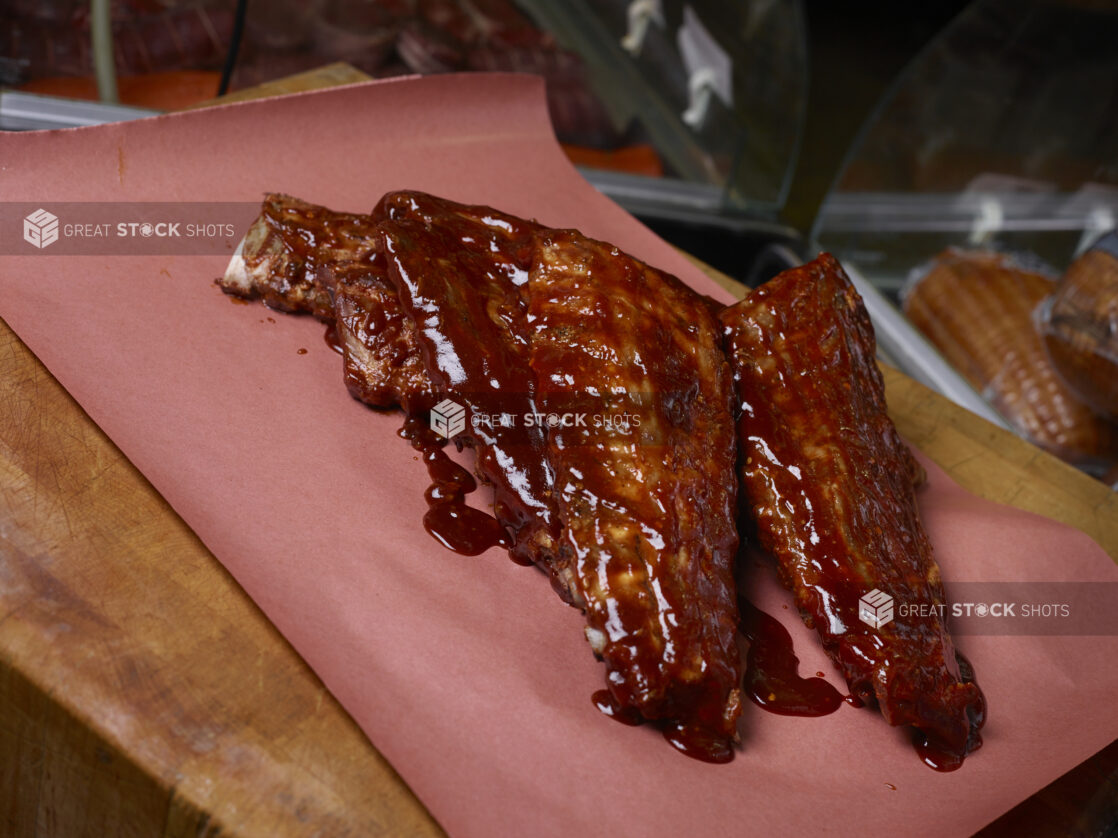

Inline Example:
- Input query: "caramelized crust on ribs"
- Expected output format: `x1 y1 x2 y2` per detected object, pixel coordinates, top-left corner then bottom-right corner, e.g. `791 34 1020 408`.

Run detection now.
218 194 434 412
373 190 538 273
330 253 435 413
219 193 367 319
376 192 568 592
528 229 742 761
721 254 985 765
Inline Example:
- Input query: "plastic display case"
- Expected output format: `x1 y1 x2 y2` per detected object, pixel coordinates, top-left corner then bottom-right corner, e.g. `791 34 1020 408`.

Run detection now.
1 0 809 250
516 0 808 226
814 0 1118 473
815 0 1118 293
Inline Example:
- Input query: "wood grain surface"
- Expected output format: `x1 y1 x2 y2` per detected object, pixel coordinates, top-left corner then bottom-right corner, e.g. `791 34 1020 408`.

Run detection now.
181 62 374 109
1 66 1114 837
0 320 444 836
2 60 445 837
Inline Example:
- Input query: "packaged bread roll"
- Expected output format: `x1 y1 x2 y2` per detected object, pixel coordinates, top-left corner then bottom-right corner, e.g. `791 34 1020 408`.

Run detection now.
902 248 1118 469
1037 231 1118 420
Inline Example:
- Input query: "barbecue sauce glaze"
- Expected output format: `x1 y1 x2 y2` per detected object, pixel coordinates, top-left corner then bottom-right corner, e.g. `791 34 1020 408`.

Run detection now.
236 194 984 771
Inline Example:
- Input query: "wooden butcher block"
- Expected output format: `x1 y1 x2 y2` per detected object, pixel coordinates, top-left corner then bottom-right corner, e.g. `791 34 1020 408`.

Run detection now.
1 66 1116 837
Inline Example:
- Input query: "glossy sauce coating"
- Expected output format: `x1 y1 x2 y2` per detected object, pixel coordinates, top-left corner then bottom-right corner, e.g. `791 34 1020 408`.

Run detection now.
228 193 979 767
721 254 985 769
220 194 434 412
528 229 742 762
591 689 644 726
376 192 569 592
400 416 508 555
330 250 434 413
234 193 377 319
323 321 343 354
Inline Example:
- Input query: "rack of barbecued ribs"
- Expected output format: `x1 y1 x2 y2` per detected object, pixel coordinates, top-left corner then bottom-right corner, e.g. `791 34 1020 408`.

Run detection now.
217 191 984 768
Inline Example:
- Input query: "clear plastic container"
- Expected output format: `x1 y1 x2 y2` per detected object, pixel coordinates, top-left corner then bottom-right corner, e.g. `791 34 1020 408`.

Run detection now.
1036 230 1118 420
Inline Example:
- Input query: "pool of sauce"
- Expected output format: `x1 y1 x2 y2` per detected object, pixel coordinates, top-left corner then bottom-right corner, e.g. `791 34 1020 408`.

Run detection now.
591 690 643 726
400 417 507 556
911 652 983 771
912 725 976 772
323 321 343 355
912 735 965 772
661 720 735 764
377 192 558 568
739 597 844 717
